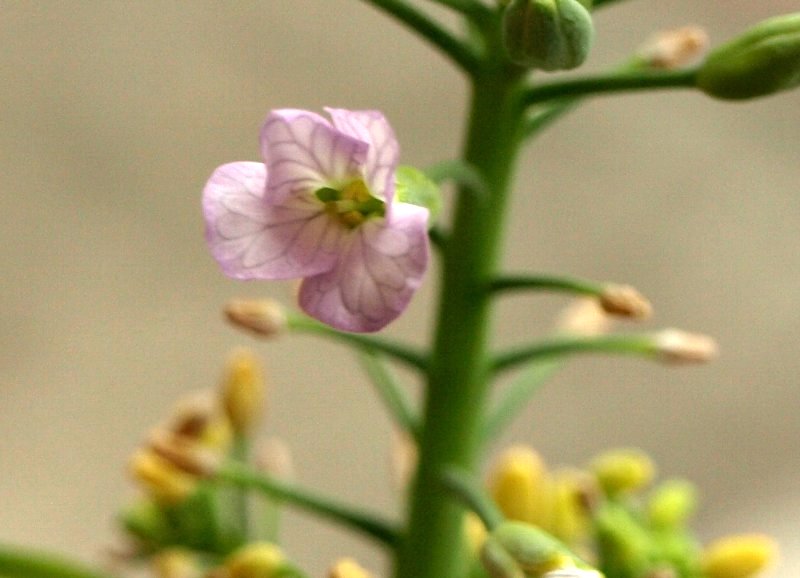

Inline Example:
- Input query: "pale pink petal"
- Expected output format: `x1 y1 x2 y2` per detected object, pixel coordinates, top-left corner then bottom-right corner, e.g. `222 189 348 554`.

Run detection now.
325 108 399 203
203 162 343 280
297 203 429 332
261 109 369 205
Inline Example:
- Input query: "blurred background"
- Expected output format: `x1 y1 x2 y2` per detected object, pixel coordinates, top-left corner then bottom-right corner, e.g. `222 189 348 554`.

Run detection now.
1 1 798 576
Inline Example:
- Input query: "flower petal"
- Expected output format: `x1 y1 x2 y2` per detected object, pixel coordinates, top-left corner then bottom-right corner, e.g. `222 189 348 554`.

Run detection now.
325 108 399 203
203 162 342 280
298 202 429 332
261 109 369 205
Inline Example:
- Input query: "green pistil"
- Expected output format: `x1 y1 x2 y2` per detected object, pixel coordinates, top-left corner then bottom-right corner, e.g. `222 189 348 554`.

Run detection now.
315 179 385 229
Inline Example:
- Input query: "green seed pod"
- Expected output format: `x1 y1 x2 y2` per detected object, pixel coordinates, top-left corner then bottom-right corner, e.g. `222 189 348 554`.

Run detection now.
502 0 595 71
697 12 800 100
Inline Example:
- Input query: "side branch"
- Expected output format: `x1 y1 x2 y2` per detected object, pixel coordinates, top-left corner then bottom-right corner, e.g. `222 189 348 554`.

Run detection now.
217 462 400 547
361 0 482 73
288 314 429 372
522 68 698 107
0 545 118 578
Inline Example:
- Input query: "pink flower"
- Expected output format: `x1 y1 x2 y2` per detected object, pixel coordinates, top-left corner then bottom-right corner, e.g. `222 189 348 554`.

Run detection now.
203 108 430 333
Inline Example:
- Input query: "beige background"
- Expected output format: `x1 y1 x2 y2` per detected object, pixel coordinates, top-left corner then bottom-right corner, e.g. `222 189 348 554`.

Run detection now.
1 1 798 576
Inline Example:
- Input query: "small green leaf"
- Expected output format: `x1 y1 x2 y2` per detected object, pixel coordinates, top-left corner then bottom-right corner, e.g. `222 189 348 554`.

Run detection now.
395 166 443 226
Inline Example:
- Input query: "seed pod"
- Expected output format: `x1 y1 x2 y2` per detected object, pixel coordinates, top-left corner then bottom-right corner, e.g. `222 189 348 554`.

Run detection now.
502 0 594 71
697 12 800 100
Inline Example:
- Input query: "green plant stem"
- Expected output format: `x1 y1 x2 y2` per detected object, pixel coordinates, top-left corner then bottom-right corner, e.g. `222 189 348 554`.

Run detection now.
287 315 428 372
0 545 117 578
489 273 605 296
492 334 657 374
231 434 251 539
394 63 527 578
523 68 699 106
524 98 581 137
357 350 420 440
426 0 493 21
424 159 489 198
216 462 399 547
482 359 561 444
360 0 481 73
441 466 505 531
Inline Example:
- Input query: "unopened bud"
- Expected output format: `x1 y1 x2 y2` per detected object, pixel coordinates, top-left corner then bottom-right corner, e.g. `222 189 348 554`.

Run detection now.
225 298 287 338
503 0 594 71
328 558 374 578
647 479 697 530
654 329 718 364
148 428 219 477
465 512 489 556
256 437 295 480
390 430 418 491
169 392 215 439
129 449 197 504
153 549 198 578
637 26 709 69
226 542 285 578
555 298 613 337
491 521 571 574
489 446 551 526
701 534 778 578
221 348 266 435
548 468 594 544
697 13 800 100
599 284 652 320
590 448 655 496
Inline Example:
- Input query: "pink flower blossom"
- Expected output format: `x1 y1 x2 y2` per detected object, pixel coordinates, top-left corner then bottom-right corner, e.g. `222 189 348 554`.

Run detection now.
203 108 430 333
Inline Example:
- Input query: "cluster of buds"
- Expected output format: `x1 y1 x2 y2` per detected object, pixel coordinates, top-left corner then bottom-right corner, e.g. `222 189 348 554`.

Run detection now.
476 445 777 578
120 349 299 577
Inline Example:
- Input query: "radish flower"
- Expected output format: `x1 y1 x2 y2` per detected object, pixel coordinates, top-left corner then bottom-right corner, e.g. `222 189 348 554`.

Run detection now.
203 108 430 333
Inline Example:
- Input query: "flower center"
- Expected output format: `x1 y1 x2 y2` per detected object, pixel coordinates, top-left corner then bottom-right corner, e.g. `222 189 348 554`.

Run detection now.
316 179 385 229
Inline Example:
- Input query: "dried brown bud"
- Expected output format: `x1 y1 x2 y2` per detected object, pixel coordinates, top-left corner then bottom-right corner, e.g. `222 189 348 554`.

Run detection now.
637 26 709 69
225 298 287 338
555 298 613 337
148 428 220 477
599 284 653 320
654 329 718 364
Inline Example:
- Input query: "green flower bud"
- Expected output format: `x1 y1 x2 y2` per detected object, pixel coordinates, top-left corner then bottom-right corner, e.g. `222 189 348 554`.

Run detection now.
502 0 595 71
697 13 800 100
647 479 697 530
491 521 571 573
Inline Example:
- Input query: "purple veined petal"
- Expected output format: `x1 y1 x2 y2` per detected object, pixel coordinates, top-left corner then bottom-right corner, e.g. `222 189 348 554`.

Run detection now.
325 108 399 204
261 109 370 205
298 202 429 332
203 161 343 280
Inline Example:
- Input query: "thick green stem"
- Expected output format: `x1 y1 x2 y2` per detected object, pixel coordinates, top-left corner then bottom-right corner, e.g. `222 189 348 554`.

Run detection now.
394 66 526 578
0 545 117 578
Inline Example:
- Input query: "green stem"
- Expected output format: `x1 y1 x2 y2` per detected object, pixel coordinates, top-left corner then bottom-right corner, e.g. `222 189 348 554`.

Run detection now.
360 0 482 73
425 0 493 20
394 64 527 578
287 315 428 372
424 159 489 198
357 350 420 440
522 68 698 106
482 359 561 444
488 273 604 296
524 98 582 137
492 334 657 374
593 0 632 8
217 462 399 547
231 434 251 539
0 545 117 578
441 466 505 531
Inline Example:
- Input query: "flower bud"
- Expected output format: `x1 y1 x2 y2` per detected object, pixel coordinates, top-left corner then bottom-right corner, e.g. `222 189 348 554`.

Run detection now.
488 446 552 526
653 329 718 364
502 0 594 71
599 284 652 320
636 26 709 70
225 298 287 338
226 542 286 578
491 521 570 574
129 449 197 504
647 479 697 530
701 534 778 578
697 13 800 100
153 549 198 578
590 448 655 496
220 348 266 435
328 558 374 578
